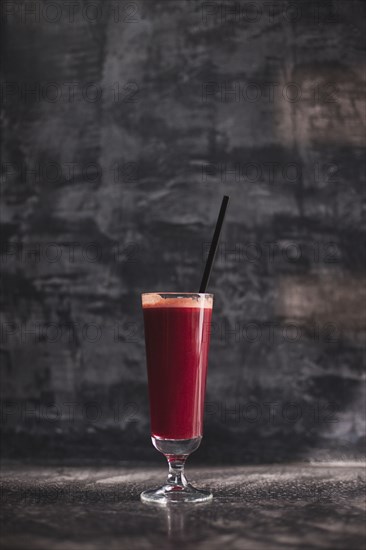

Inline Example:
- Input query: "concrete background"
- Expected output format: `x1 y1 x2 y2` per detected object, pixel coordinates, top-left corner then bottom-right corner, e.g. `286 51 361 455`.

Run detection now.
1 0 365 463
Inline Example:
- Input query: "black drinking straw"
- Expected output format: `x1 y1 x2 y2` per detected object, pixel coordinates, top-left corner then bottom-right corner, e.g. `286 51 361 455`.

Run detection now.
199 195 229 293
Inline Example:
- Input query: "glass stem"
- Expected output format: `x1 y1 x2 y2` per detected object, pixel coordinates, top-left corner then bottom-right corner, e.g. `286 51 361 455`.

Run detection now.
166 458 188 488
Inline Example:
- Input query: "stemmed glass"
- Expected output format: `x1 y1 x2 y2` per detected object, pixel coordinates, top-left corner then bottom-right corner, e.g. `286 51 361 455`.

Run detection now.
141 292 213 504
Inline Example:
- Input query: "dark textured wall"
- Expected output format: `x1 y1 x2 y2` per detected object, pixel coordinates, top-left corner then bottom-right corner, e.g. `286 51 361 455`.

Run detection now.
1 0 365 463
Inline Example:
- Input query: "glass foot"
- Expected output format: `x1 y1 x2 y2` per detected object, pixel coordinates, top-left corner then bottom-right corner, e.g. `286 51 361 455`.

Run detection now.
141 484 213 505
141 436 212 505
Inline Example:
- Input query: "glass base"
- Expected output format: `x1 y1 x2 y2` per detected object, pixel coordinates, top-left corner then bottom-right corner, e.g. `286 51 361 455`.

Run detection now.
141 436 212 505
141 484 213 505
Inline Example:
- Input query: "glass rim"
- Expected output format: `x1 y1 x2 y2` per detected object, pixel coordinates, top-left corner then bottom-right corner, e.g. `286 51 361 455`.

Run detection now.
141 292 213 297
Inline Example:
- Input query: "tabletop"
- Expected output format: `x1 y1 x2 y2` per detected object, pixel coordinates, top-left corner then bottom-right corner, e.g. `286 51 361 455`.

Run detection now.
1 462 365 550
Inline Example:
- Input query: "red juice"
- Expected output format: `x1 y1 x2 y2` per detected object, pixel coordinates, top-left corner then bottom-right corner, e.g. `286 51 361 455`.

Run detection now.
142 295 213 440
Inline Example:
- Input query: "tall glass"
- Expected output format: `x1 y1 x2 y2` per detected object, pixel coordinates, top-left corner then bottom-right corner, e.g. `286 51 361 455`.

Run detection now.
141 292 213 504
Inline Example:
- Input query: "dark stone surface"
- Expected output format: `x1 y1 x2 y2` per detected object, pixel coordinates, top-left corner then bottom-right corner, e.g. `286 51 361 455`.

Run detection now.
1 463 365 549
1 0 366 462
